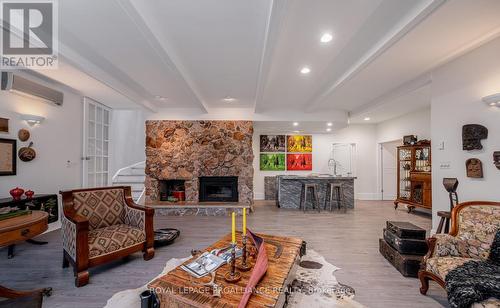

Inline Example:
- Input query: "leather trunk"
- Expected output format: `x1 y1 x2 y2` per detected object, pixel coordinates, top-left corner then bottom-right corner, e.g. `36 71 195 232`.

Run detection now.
379 238 423 277
386 221 426 240
383 228 428 255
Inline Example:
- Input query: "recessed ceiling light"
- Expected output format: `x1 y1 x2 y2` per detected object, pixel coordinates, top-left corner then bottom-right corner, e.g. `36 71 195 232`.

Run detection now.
293 122 299 126
223 96 236 103
326 128 332 132
364 117 371 121
320 32 333 43
300 67 311 75
327 122 333 126
154 95 167 101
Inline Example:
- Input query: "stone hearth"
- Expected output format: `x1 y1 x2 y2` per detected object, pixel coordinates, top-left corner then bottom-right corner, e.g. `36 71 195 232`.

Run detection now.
145 120 254 205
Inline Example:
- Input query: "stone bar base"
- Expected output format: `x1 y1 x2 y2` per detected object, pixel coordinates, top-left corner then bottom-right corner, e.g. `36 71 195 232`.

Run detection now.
277 176 356 210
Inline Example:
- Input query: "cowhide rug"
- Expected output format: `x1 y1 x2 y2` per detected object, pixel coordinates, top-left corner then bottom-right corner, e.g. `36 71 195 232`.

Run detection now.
104 250 364 308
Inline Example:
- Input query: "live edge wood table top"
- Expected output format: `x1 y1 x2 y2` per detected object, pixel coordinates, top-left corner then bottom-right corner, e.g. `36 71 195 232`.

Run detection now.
148 232 304 308
0 211 48 247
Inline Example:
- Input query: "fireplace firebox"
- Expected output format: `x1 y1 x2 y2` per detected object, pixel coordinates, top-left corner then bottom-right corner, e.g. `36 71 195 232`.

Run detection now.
199 176 238 202
159 180 185 202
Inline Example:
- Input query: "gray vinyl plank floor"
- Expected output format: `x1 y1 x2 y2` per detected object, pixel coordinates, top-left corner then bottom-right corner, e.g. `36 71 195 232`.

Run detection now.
0 200 448 308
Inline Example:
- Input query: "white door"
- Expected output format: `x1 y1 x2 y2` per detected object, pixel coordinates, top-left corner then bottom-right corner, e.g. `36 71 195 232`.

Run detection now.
380 140 400 200
331 143 356 176
83 97 111 188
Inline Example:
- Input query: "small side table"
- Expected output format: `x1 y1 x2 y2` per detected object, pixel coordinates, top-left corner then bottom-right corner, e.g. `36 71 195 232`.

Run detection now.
0 211 48 258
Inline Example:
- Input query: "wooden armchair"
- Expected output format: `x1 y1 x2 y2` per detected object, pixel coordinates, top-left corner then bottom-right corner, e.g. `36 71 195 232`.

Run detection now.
419 201 500 295
60 186 154 287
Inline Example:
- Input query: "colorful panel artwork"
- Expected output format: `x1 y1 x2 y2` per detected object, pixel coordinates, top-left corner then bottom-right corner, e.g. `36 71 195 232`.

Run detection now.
260 153 286 171
260 135 286 152
287 135 312 153
287 154 312 171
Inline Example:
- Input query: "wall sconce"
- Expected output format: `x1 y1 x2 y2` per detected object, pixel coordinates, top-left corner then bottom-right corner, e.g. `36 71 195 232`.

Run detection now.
482 93 500 107
20 114 45 126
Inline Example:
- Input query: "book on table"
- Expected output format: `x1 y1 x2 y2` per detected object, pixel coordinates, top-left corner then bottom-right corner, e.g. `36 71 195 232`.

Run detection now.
181 247 243 278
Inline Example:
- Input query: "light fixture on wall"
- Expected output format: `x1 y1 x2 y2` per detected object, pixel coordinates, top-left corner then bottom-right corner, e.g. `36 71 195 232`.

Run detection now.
320 32 333 43
20 114 45 126
154 95 167 101
364 117 371 121
293 122 299 126
300 67 311 75
223 96 236 103
482 93 500 107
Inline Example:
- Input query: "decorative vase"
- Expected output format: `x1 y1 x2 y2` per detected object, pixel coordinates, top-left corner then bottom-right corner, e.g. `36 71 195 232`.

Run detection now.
10 187 24 201
24 190 34 200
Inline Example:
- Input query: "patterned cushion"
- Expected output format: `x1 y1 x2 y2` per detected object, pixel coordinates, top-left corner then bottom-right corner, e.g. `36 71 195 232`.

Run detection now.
426 257 471 280
88 224 146 259
124 206 145 230
456 206 500 260
73 189 126 230
433 234 469 258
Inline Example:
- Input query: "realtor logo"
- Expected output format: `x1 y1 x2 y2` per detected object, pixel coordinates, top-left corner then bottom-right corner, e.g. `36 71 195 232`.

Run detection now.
1 0 58 69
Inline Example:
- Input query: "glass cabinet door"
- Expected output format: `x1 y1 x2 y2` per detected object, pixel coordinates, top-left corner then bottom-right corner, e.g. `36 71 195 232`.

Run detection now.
398 147 412 200
414 147 431 172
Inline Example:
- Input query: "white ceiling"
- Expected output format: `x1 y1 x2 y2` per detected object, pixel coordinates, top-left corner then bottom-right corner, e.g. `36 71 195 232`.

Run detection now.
29 0 500 127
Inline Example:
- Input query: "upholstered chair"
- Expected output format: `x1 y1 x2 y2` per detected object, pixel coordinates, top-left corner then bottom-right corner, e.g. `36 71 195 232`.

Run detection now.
419 201 500 295
60 186 154 287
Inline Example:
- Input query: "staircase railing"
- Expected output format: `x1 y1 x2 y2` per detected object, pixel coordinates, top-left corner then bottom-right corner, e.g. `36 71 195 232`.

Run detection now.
112 161 145 182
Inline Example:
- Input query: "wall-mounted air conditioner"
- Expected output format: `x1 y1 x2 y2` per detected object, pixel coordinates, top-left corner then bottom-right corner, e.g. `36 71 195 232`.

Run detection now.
1 72 63 106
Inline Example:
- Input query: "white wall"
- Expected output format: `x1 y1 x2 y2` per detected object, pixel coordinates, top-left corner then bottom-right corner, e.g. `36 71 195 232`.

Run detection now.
110 109 148 175
0 77 83 231
253 124 379 200
431 36 500 231
376 107 431 143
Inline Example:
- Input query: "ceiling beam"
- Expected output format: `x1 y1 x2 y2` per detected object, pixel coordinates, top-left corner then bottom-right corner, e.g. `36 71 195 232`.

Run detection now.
116 0 209 113
58 42 158 112
349 24 500 119
306 0 446 112
349 73 432 118
253 0 291 113
1 16 158 112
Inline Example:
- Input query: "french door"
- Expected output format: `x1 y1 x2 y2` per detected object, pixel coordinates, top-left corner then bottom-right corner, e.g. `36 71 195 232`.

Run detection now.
82 97 111 188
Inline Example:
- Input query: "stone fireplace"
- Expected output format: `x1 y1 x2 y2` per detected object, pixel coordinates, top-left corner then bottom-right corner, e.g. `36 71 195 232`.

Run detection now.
145 120 253 205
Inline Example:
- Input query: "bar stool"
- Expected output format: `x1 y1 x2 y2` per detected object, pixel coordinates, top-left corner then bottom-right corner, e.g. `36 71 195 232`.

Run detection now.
299 183 320 213
325 183 346 212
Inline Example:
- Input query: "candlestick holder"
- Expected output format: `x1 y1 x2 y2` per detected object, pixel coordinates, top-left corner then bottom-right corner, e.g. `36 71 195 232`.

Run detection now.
224 243 241 283
236 234 252 271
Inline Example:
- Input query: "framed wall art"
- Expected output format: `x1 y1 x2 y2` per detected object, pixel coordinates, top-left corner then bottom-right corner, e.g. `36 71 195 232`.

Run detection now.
0 117 8 133
287 153 312 171
260 153 286 171
260 135 286 152
287 135 312 153
0 138 16 176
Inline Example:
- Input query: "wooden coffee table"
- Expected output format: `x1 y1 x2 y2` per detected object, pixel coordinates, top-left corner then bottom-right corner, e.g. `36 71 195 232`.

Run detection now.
0 210 48 258
149 232 304 308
